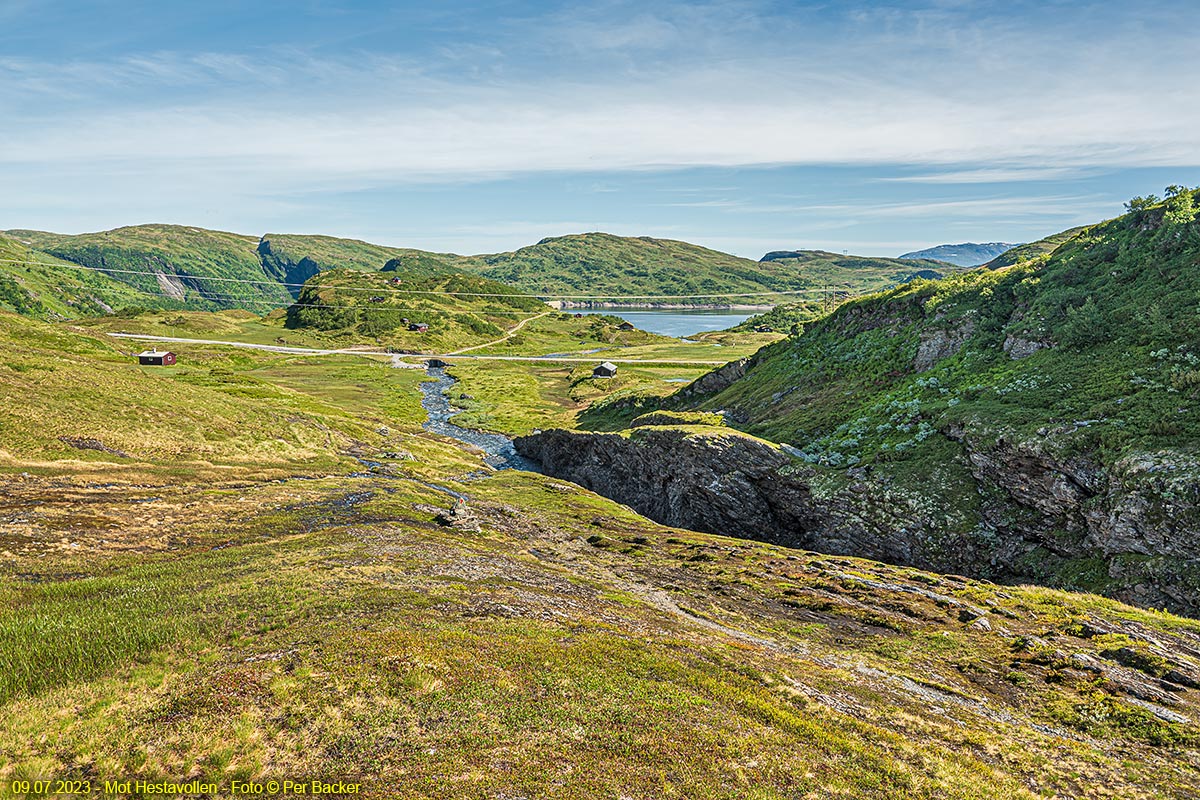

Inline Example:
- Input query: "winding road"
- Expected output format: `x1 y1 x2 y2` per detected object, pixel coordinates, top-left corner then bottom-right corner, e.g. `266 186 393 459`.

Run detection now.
446 311 551 354
107 332 728 366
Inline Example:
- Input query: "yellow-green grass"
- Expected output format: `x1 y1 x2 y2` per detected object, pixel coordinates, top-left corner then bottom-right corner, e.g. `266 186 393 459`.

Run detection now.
0 312 441 479
76 309 337 349
6 290 1199 796
444 360 712 436
2 468 1197 797
463 312 668 355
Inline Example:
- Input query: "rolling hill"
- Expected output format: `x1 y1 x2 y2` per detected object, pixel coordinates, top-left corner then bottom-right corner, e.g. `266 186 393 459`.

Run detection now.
280 263 678 355
898 242 1019 266
2 225 470 316
282 264 544 350
520 189 1200 616
257 232 470 287
463 233 957 305
10 224 289 309
4 306 1200 796
3 225 973 321
0 233 152 318
756 249 958 292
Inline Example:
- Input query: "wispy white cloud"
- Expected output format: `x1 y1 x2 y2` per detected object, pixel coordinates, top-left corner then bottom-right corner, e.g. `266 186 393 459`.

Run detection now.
880 168 1095 184
2 0 1198 189
1 0 1197 250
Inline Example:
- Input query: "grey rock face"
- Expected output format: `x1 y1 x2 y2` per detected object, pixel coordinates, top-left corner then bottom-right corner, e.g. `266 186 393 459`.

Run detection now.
914 315 976 371
517 426 1200 616
1003 334 1051 359
675 358 749 399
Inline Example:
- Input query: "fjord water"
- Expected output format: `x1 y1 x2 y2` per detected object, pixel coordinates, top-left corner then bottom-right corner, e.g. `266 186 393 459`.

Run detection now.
573 308 755 337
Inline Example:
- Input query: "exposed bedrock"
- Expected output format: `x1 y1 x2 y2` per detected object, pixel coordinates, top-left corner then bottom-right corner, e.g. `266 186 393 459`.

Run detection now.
516 426 1200 616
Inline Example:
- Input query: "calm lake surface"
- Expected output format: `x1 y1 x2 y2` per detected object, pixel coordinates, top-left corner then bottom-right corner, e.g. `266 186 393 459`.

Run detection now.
573 308 756 337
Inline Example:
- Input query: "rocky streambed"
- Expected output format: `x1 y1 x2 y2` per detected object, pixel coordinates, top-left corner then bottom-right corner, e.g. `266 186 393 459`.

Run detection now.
421 367 539 472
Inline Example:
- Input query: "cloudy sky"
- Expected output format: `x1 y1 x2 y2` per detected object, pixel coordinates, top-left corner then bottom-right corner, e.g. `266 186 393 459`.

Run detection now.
2 0 1198 257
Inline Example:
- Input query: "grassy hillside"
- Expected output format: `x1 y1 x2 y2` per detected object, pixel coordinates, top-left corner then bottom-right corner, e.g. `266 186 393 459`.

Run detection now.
663 189 1200 602
0 234 151 318
282 267 548 351
2 226 966 323
464 233 954 304
688 200 1198 452
11 224 287 309
258 233 470 288
1 348 1199 794
983 226 1087 269
3 226 472 315
0 311 419 478
756 249 957 293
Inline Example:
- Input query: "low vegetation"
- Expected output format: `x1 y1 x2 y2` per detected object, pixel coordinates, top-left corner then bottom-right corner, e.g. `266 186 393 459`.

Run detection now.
5 202 1200 795
0 234 156 318
464 233 955 304
663 190 1200 602
2 393 1199 796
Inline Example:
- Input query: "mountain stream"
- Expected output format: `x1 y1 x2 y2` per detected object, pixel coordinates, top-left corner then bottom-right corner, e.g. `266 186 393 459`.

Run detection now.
420 367 539 472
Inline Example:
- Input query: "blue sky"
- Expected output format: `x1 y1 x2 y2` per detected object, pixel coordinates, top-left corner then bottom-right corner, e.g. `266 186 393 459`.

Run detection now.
2 0 1198 257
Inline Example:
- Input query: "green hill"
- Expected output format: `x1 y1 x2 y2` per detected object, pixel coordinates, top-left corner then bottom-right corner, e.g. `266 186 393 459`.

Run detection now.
462 233 955 304
257 233 470 287
2 226 966 320
667 189 1200 606
0 234 151 318
11 224 288 309
756 249 956 291
522 189 1200 614
3 226 470 316
283 265 546 350
281 264 678 357
982 226 1087 269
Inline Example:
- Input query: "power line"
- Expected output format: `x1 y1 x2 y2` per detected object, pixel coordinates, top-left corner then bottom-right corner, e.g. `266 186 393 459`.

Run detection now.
0 256 828 301
85 287 555 316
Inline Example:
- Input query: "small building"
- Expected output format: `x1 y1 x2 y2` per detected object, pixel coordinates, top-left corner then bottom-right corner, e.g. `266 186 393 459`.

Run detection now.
573 313 584 318
137 348 176 366
389 277 404 285
592 361 618 379
409 322 429 333
754 325 774 333
617 321 635 331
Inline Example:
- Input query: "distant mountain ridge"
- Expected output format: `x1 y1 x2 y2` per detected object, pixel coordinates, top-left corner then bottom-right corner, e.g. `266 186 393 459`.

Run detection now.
465 236 960 307
1 224 971 319
898 242 1020 267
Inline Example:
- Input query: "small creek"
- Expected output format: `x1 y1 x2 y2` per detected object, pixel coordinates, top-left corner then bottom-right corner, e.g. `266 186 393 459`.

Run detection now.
420 367 540 472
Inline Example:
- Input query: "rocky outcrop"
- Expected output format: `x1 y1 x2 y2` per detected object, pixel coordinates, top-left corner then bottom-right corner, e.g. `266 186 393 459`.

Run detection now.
674 358 749 399
518 426 1200 616
1003 334 1051 359
518 427 998 571
914 315 975 371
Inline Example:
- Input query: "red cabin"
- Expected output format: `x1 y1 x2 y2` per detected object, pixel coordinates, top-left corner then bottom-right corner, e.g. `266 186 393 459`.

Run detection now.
137 348 176 366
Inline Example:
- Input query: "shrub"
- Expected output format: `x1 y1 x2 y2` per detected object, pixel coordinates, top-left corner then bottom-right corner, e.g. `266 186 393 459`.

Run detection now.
630 410 726 428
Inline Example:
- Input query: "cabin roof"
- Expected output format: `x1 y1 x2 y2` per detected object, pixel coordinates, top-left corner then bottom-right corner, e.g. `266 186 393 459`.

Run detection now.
596 361 617 371
136 350 174 358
